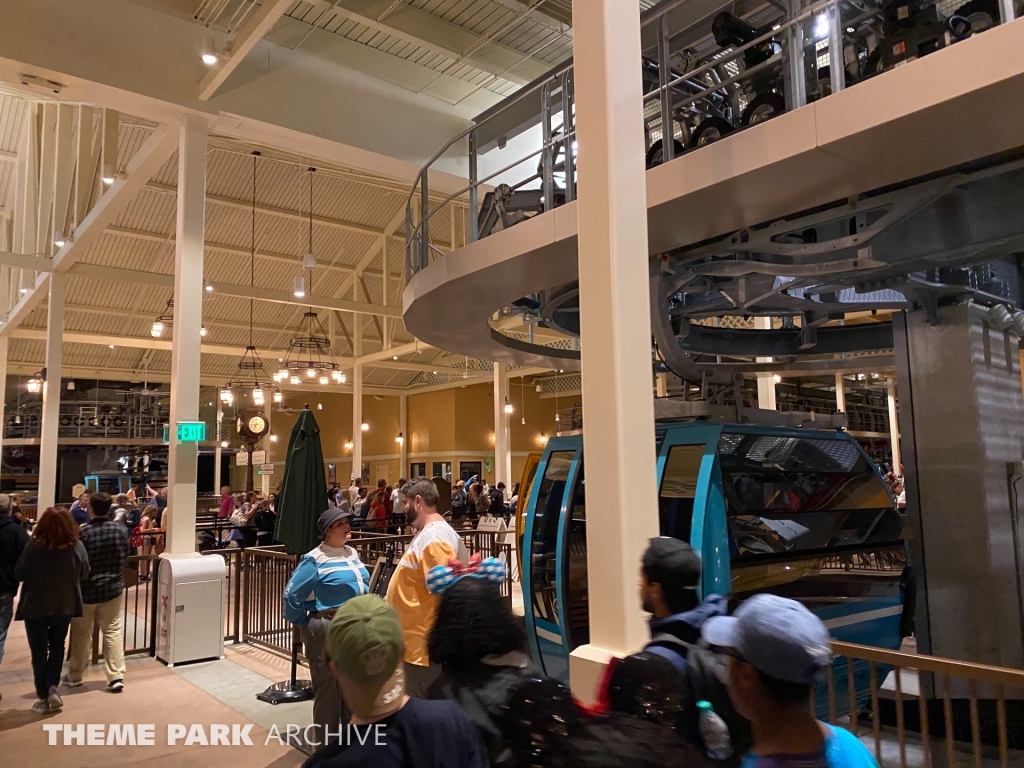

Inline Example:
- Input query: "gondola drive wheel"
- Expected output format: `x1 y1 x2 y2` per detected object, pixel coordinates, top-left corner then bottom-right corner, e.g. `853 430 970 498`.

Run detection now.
689 117 733 149
741 92 786 126
645 139 684 168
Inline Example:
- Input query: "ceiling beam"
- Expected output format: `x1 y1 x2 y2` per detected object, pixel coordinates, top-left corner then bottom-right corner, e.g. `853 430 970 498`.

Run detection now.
142 181 453 249
1 123 179 336
198 0 295 101
103 225 403 279
371 359 474 374
0 251 53 272
64 264 401 317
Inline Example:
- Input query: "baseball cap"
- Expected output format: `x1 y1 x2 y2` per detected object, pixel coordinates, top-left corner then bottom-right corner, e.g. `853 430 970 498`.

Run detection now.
642 536 701 588
317 507 353 536
326 595 405 717
701 594 832 685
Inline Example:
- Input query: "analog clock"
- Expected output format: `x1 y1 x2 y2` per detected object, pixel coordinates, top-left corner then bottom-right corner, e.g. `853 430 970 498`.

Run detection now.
248 415 267 435
236 416 243 434
237 410 270 441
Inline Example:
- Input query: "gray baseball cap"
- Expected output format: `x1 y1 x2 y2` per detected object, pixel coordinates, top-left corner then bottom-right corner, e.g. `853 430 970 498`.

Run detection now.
318 507 354 535
701 594 832 685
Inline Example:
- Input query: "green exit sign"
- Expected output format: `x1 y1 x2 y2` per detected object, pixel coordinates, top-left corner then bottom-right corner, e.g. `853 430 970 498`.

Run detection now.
176 421 207 442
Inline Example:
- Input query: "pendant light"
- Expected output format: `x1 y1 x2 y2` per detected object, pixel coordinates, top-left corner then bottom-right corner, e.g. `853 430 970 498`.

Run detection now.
221 151 277 405
279 167 343 386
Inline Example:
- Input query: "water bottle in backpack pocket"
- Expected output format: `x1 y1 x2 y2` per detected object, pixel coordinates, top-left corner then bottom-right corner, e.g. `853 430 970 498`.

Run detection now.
697 699 734 760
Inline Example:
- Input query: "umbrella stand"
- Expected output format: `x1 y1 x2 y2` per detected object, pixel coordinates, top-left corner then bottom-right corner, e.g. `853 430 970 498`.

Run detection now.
256 625 314 704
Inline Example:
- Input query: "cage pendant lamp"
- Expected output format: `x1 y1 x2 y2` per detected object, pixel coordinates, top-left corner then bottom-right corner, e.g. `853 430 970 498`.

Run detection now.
278 166 343 386
221 151 277 406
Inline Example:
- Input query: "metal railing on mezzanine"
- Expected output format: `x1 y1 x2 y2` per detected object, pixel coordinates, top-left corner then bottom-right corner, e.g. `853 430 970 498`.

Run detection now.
404 0 1018 280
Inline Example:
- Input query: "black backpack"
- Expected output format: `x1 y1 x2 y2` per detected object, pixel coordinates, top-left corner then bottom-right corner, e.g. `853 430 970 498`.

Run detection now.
647 634 752 768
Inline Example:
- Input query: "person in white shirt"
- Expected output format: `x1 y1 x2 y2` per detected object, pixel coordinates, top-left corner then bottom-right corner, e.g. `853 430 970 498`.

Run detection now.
391 478 406 511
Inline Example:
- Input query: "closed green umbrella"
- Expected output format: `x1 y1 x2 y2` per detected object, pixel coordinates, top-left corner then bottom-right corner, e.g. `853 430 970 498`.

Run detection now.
259 406 322 706
274 406 325 556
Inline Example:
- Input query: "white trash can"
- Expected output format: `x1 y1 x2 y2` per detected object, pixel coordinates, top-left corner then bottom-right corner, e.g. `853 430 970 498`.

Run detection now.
155 554 226 667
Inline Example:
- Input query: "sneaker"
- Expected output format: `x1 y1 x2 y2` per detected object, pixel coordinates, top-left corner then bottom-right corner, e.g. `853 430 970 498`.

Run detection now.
108 679 124 694
47 687 63 711
61 675 83 688
32 699 49 714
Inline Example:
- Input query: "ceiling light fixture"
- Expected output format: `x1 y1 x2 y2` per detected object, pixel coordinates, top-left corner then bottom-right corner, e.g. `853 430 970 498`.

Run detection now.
360 420 369 432
201 37 218 66
344 439 353 450
273 391 283 403
204 280 214 292
278 168 343 387
503 396 513 415
293 276 305 298
395 432 404 445
220 152 278 408
200 325 208 337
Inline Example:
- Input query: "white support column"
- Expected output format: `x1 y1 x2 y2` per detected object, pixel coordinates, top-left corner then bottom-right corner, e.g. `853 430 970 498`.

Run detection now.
0 337 8 470
352 363 363 482
754 317 777 410
570 0 660 703
887 376 901 475
399 394 408 479
165 115 206 556
214 399 223 493
655 372 668 398
835 373 846 413
493 362 511 489
37 271 65 509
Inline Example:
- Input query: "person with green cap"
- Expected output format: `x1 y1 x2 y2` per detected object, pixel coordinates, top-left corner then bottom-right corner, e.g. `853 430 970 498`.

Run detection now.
284 507 370 747
303 594 487 768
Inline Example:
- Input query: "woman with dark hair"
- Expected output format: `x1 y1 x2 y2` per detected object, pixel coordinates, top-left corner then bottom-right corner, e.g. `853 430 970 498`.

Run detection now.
15 508 90 713
426 570 541 767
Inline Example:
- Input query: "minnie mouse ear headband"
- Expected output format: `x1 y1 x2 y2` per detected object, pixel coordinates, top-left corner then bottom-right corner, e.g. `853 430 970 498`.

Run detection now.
426 552 507 595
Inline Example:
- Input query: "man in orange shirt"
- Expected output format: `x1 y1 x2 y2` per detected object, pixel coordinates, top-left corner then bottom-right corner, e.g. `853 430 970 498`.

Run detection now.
386 479 467 696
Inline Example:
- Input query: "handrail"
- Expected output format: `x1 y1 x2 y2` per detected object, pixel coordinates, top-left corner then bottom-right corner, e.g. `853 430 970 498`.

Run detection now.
832 641 1024 687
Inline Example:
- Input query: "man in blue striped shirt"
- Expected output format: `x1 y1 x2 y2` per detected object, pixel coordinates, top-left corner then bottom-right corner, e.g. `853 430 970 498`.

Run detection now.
284 507 369 747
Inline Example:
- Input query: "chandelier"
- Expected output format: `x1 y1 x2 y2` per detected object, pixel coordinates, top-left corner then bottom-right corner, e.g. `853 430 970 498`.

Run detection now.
274 167 345 388
220 151 278 408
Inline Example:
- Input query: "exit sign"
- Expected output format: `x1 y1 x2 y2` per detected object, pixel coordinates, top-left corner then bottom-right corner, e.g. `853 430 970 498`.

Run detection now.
176 422 207 442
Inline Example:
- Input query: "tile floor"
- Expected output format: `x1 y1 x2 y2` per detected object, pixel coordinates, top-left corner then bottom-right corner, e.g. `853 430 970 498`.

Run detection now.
0 615 308 766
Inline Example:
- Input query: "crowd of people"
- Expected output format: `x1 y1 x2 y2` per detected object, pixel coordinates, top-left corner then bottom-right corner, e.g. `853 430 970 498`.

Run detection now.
285 478 878 768
0 491 130 713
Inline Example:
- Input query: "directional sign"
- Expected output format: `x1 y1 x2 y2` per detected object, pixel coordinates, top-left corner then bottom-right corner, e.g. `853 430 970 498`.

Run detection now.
176 421 206 442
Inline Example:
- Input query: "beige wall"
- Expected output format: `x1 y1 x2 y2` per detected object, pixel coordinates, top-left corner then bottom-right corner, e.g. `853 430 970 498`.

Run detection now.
226 378 575 493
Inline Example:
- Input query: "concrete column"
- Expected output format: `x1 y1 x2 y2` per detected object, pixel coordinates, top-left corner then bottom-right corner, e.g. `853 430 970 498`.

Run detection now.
894 304 1024 669
399 394 408 480
570 0 660 702
754 317 777 409
886 376 900 474
835 373 846 412
493 362 511 489
37 271 65 509
165 115 206 556
352 364 363 483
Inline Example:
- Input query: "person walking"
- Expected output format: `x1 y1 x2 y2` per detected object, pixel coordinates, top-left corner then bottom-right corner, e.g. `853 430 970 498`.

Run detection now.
702 594 878 768
14 508 90 713
0 493 29 702
387 479 468 697
303 594 487 768
218 485 234 519
65 492 129 693
283 507 370 747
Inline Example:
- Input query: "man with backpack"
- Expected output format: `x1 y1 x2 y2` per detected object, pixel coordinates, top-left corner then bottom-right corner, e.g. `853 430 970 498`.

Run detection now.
602 536 749 762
